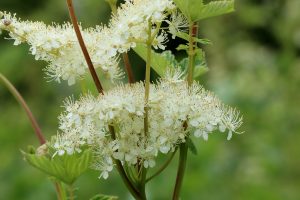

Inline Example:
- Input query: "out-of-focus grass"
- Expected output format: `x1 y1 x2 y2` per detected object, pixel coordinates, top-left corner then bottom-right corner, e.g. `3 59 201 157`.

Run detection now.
0 0 299 199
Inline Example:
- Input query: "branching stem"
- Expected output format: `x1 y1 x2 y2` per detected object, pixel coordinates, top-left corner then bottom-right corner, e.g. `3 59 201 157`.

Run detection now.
108 126 142 200
146 149 177 183
67 1 141 199
173 22 198 200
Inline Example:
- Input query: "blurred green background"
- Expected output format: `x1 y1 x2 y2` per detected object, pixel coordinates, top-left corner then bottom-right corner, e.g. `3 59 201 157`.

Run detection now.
0 0 299 199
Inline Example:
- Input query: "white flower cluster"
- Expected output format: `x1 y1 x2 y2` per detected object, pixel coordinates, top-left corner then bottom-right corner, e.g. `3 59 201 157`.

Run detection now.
0 0 175 85
54 79 242 179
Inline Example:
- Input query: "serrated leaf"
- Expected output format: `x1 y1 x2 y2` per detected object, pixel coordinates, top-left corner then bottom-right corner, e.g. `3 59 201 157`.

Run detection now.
90 194 118 200
22 149 92 185
194 38 212 45
176 31 190 41
176 44 189 51
193 49 209 77
134 44 208 79
133 44 177 77
187 138 198 155
173 0 234 22
192 0 235 21
172 0 201 22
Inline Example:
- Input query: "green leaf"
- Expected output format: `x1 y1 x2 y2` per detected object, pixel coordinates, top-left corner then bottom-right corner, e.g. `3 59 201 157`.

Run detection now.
173 0 234 22
193 0 235 21
176 31 190 41
134 44 208 79
22 149 92 185
133 44 177 77
90 194 118 200
176 32 211 45
176 44 189 51
194 38 212 45
187 138 198 155
193 49 209 78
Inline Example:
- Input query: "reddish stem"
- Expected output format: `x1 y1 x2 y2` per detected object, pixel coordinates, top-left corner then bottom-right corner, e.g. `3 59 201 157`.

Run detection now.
0 73 46 145
66 0 104 94
122 53 135 83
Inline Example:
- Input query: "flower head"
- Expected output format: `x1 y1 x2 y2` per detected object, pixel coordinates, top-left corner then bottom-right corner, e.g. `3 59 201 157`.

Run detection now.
0 0 175 85
53 79 242 179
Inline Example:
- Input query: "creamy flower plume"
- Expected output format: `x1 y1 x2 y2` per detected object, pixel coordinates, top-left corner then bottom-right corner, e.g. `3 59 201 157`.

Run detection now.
0 0 174 85
53 80 242 179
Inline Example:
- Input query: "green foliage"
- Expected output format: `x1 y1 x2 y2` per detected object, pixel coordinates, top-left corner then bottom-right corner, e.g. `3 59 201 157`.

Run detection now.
134 44 208 79
179 48 209 79
134 44 177 76
173 0 235 22
176 31 212 45
89 194 118 200
22 148 92 185
1 0 300 199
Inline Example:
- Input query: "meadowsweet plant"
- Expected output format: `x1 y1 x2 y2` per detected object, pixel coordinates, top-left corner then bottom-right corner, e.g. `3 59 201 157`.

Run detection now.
0 0 242 199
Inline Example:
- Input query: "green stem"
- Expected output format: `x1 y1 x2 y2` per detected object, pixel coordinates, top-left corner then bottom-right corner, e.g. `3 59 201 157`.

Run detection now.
68 184 75 200
146 149 177 183
173 22 198 200
134 19 154 200
0 73 46 144
172 143 188 200
54 181 67 200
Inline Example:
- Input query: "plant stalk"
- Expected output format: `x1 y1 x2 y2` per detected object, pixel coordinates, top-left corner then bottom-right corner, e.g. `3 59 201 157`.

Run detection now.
187 23 198 86
66 0 104 94
67 1 141 199
134 19 154 200
172 142 188 200
122 53 135 83
146 149 177 183
172 22 198 200
68 184 75 200
0 73 46 145
54 181 67 200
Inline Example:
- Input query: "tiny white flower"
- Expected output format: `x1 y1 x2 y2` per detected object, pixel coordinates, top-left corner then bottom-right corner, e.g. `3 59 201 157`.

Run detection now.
167 10 189 39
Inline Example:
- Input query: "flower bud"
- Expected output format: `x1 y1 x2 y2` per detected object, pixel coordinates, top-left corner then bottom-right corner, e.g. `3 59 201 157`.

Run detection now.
2 19 11 26
36 144 48 156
